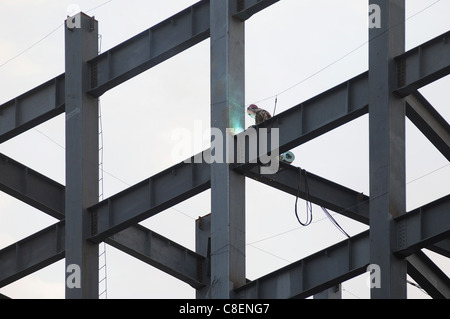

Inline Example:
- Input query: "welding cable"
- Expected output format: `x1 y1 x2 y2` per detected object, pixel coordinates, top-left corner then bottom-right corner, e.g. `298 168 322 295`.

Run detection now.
295 168 313 226
321 206 350 238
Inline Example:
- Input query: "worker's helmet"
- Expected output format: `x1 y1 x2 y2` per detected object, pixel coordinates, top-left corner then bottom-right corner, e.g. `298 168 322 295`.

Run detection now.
247 104 258 118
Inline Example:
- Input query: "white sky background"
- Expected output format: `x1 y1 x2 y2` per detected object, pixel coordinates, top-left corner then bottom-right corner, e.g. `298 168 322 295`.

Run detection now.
0 0 449 299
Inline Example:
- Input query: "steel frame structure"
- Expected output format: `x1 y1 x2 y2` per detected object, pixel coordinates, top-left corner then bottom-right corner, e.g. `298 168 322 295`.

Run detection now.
0 0 449 299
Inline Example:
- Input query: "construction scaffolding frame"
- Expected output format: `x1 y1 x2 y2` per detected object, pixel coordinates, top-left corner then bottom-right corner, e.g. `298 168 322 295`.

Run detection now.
0 0 450 299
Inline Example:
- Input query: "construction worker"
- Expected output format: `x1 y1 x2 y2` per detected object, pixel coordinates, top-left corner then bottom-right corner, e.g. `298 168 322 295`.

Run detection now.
247 104 272 125
247 103 295 164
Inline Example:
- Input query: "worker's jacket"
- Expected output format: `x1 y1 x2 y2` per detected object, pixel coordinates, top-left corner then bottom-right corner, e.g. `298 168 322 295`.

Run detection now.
254 109 272 125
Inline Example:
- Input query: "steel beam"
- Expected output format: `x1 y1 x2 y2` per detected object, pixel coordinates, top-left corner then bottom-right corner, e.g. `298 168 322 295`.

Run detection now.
0 0 280 142
238 162 370 224
0 222 65 288
406 250 450 299
233 0 280 21
0 153 65 220
314 285 342 299
235 231 370 299
3 191 448 298
0 220 206 290
196 214 211 298
428 239 450 259
2 149 448 297
89 157 210 243
105 224 206 289
232 72 369 171
87 0 280 98
209 0 246 298
395 30 450 97
64 13 99 299
87 0 210 97
235 204 450 300
89 71 372 244
405 91 450 162
0 74 65 144
2 28 449 155
395 194 450 257
0 151 208 288
368 0 407 299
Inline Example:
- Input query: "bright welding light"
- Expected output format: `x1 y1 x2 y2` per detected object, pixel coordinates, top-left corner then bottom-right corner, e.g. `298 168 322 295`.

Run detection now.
232 126 245 135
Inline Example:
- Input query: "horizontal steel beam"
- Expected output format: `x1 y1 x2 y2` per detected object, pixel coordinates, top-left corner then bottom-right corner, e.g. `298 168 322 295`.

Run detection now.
0 153 65 220
87 0 210 97
0 220 206 289
232 72 369 170
233 0 280 21
0 0 279 141
0 74 65 144
87 0 280 97
395 31 450 97
2 151 448 296
235 231 370 299
235 199 450 299
88 73 372 242
0 24 450 148
405 91 450 162
0 153 206 288
406 250 450 299
3 28 450 145
106 224 205 289
396 194 450 257
238 162 370 224
428 239 450 259
0 222 65 288
89 156 210 243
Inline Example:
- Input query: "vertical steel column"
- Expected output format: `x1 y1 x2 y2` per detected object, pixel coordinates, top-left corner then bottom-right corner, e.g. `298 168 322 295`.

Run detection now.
368 1 407 299
196 214 211 299
210 0 246 298
64 13 99 299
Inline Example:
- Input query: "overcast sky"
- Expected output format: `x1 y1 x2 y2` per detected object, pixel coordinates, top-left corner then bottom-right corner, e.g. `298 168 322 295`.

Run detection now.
0 0 449 299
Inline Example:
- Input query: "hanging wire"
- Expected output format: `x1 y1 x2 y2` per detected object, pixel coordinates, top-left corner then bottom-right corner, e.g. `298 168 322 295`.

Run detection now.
321 207 350 238
295 168 313 226
407 280 430 297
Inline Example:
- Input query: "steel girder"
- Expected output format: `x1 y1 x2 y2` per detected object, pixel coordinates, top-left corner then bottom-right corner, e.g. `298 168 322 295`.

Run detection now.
235 231 371 299
86 0 211 98
0 220 206 289
406 250 450 299
0 153 206 289
89 156 210 243
0 222 65 288
238 162 370 224
395 30 450 97
0 1 449 299
0 153 65 220
0 74 65 144
1 150 449 297
1 11 450 145
0 0 279 144
405 92 450 162
87 0 279 97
